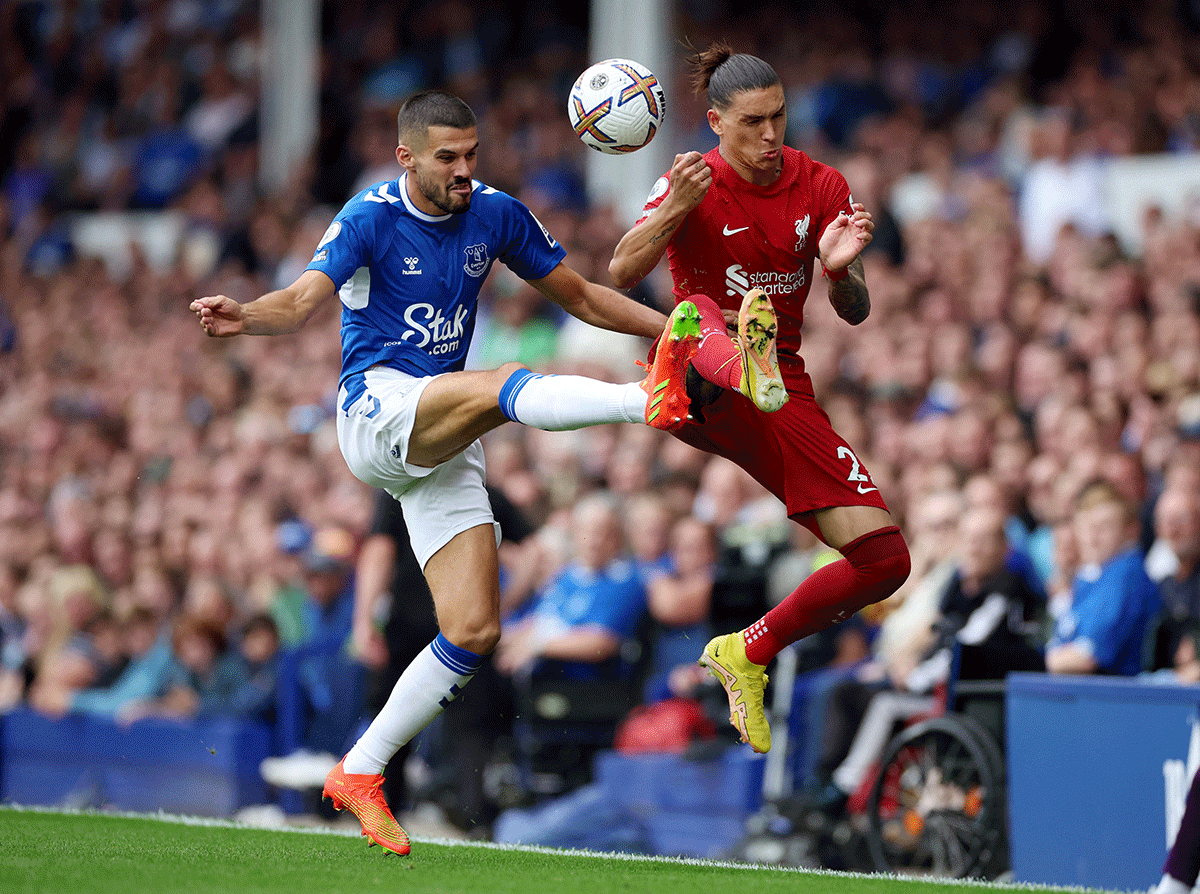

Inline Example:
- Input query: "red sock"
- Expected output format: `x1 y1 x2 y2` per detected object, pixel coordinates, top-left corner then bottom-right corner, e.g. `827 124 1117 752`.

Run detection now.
687 294 743 392
743 526 910 666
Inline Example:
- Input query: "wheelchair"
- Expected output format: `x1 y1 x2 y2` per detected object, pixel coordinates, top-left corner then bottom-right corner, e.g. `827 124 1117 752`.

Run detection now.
732 639 1013 878
861 663 1010 877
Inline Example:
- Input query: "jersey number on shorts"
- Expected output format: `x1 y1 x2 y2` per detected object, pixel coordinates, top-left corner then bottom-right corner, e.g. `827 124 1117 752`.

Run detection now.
837 446 878 495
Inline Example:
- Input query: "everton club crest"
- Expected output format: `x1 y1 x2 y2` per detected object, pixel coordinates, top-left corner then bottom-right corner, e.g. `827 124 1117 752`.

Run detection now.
463 243 489 277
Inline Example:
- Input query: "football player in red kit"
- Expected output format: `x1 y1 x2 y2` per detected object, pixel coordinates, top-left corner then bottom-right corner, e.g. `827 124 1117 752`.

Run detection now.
610 43 911 754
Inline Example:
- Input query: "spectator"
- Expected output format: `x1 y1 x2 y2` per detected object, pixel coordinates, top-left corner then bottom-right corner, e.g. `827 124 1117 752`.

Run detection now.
228 612 280 724
181 572 239 642
1144 622 1200 687
1024 452 1067 587
124 612 247 722
642 514 717 699
1145 485 1200 671
1046 479 1162 675
69 605 176 722
496 492 647 681
496 491 648 796
1017 110 1109 265
263 519 315 646
260 524 365 791
0 562 27 710
27 565 112 714
622 490 675 586
697 457 791 635
468 268 560 371
292 525 363 757
821 488 966 757
765 520 864 790
810 503 1046 819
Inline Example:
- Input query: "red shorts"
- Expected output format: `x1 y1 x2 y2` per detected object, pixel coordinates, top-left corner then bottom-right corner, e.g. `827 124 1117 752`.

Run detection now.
672 362 889 529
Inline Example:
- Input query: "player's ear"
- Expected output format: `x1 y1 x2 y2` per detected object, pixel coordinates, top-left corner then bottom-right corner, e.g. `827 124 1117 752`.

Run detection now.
707 107 722 138
396 143 415 171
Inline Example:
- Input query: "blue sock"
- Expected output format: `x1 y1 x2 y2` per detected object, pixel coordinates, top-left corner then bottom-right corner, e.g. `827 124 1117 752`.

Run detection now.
432 632 484 675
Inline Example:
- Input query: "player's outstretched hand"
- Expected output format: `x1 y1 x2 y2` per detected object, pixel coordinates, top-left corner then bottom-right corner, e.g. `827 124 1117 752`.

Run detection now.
666 151 711 211
190 294 245 337
818 202 874 273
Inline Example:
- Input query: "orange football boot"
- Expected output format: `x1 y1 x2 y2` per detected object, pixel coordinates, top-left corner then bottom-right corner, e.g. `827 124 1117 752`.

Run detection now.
322 758 411 855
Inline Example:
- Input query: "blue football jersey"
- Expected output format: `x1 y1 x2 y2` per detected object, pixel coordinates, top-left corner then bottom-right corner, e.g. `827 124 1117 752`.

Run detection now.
306 172 566 382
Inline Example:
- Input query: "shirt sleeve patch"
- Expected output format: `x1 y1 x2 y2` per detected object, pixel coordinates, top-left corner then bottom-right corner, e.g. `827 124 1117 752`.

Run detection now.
317 221 342 249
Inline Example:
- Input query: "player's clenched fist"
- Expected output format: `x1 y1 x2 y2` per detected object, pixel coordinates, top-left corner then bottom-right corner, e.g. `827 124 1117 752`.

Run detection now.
667 151 711 210
190 295 245 337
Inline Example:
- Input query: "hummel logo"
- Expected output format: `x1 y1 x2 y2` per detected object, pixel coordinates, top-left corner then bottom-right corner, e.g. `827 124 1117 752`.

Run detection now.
723 225 750 236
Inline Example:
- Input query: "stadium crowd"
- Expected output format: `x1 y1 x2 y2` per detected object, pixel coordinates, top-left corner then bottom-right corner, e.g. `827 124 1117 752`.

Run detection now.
3 0 1200 847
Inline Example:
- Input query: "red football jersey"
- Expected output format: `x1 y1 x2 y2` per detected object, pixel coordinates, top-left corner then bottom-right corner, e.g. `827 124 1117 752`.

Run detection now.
637 145 854 361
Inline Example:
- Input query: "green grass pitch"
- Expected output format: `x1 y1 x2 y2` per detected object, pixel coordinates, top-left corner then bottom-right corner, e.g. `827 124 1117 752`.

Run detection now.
0 807 1124 894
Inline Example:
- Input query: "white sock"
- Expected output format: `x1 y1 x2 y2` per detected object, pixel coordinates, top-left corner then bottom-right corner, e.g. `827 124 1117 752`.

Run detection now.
1153 875 1192 894
342 636 480 775
502 372 646 430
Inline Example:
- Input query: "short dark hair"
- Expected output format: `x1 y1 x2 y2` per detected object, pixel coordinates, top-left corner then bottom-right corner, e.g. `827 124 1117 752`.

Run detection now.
688 41 780 110
397 90 476 144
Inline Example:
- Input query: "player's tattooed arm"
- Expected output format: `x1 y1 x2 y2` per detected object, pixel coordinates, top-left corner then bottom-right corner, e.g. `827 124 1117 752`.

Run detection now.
609 210 686 287
828 257 870 325
647 225 675 246
610 152 711 288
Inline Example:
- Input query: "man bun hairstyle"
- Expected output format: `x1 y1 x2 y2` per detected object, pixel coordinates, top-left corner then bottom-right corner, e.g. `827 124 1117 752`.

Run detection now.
688 41 781 110
397 90 476 143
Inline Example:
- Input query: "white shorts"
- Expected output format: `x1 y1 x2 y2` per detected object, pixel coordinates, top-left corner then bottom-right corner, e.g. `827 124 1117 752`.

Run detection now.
337 366 498 569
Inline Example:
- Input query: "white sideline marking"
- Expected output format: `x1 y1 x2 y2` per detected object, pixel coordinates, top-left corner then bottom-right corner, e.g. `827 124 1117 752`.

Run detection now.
1 804 1138 894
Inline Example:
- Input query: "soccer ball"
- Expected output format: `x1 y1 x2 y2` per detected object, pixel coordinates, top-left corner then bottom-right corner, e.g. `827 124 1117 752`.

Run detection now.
568 58 666 154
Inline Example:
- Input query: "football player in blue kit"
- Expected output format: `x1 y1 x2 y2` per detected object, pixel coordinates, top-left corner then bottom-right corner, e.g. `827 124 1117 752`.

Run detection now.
191 90 701 854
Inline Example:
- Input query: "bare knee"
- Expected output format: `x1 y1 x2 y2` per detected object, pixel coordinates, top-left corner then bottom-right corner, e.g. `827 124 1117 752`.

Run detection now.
441 622 501 657
483 362 533 413
494 362 529 388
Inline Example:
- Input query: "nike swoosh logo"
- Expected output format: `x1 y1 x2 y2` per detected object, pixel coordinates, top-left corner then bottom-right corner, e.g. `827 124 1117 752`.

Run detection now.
857 483 878 494
723 225 749 236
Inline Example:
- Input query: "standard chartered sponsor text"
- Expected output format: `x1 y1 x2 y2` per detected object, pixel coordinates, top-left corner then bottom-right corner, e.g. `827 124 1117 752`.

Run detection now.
725 264 806 297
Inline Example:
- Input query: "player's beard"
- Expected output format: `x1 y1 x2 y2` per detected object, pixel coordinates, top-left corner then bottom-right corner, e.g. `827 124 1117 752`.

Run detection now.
417 170 472 215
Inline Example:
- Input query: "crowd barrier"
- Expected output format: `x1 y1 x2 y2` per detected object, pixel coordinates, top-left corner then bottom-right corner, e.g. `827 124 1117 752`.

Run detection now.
1007 673 1200 891
593 748 765 857
0 708 271 816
